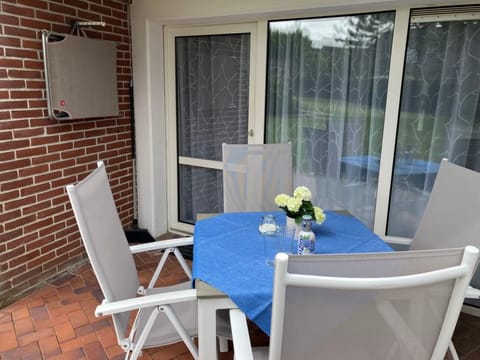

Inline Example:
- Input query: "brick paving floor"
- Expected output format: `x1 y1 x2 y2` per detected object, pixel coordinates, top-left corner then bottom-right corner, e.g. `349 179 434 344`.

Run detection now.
0 245 479 360
0 249 207 360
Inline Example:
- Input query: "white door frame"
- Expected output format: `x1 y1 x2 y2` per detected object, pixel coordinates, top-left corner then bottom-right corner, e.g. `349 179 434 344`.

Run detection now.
164 22 267 233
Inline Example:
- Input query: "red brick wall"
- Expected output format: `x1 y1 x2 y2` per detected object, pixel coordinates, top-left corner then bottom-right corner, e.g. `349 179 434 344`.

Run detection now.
0 0 134 307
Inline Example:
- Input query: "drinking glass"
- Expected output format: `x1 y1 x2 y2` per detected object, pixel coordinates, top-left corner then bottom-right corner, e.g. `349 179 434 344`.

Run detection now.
258 214 278 235
259 215 280 265
282 224 297 254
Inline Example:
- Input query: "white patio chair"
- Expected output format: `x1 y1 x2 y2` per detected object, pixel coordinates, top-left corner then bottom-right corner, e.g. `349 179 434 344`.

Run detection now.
229 247 479 360
410 159 480 274
386 159 480 359
66 161 230 360
222 143 292 212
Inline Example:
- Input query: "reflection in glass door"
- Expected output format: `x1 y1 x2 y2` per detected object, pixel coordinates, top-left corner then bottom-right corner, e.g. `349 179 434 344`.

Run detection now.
173 31 252 225
388 13 480 238
265 12 395 229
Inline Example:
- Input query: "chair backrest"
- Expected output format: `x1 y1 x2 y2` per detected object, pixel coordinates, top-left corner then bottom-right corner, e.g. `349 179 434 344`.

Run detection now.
410 159 480 290
269 248 479 360
222 143 292 212
66 161 139 340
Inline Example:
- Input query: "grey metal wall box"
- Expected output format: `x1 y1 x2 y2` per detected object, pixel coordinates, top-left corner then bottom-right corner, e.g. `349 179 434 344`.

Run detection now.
42 31 119 120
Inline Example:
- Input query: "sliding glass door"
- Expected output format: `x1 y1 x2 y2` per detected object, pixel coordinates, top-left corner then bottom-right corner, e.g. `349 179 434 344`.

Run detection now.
265 7 480 239
388 13 480 237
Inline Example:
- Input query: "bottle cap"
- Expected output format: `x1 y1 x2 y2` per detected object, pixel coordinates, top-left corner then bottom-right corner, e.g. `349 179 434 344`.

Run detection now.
302 215 312 221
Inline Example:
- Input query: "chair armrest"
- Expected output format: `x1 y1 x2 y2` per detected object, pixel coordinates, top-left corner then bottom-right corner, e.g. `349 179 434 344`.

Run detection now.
466 286 480 299
95 289 197 316
129 236 193 254
230 309 255 360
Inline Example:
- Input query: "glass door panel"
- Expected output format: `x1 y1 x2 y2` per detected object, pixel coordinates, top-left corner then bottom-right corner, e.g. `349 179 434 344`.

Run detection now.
387 16 480 237
174 32 252 225
266 12 395 228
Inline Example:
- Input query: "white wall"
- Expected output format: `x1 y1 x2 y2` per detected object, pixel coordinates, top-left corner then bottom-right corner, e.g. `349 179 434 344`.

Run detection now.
129 0 476 236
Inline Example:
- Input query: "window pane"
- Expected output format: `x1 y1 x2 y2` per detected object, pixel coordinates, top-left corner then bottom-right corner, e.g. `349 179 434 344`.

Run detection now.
178 165 223 224
266 12 395 228
176 34 250 162
388 19 480 237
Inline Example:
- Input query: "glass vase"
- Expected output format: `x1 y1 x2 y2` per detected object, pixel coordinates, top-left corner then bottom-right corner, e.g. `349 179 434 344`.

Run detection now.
286 216 302 240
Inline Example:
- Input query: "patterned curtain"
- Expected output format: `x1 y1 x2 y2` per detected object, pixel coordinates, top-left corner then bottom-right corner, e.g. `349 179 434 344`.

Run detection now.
266 13 395 228
388 19 480 237
176 34 250 223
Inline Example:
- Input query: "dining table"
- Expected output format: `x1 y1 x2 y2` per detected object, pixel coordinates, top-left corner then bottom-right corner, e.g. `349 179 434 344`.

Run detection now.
192 210 393 359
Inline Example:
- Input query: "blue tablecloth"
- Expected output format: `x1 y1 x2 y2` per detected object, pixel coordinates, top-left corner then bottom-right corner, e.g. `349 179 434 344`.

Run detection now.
192 211 392 335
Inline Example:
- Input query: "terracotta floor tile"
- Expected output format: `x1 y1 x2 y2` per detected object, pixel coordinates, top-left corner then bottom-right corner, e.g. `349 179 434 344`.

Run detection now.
32 317 54 330
91 318 111 332
80 332 100 345
75 323 95 337
50 301 82 317
0 318 14 333
11 305 30 321
50 347 86 360
0 329 18 352
0 347 24 360
146 341 192 359
104 344 125 358
17 327 55 347
54 321 76 343
68 309 89 328
30 304 50 322
84 341 108 360
27 297 46 309
39 335 62 358
59 336 84 353
50 312 70 326
96 326 118 349
16 341 42 360
0 311 11 321
13 316 34 336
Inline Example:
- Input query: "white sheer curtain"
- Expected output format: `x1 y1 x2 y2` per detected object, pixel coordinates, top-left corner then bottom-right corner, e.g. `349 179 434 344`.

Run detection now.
388 18 480 237
266 13 394 228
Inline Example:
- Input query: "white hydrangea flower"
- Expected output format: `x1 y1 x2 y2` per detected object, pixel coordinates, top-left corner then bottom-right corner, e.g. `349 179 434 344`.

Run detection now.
314 206 326 224
286 197 302 213
274 193 290 207
293 186 312 201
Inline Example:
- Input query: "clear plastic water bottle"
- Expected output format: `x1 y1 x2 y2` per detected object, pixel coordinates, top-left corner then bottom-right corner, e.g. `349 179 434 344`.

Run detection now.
297 215 315 255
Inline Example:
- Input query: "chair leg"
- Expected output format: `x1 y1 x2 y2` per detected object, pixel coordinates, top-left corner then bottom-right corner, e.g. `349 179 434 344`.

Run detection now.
229 309 254 360
448 341 460 360
130 307 161 360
